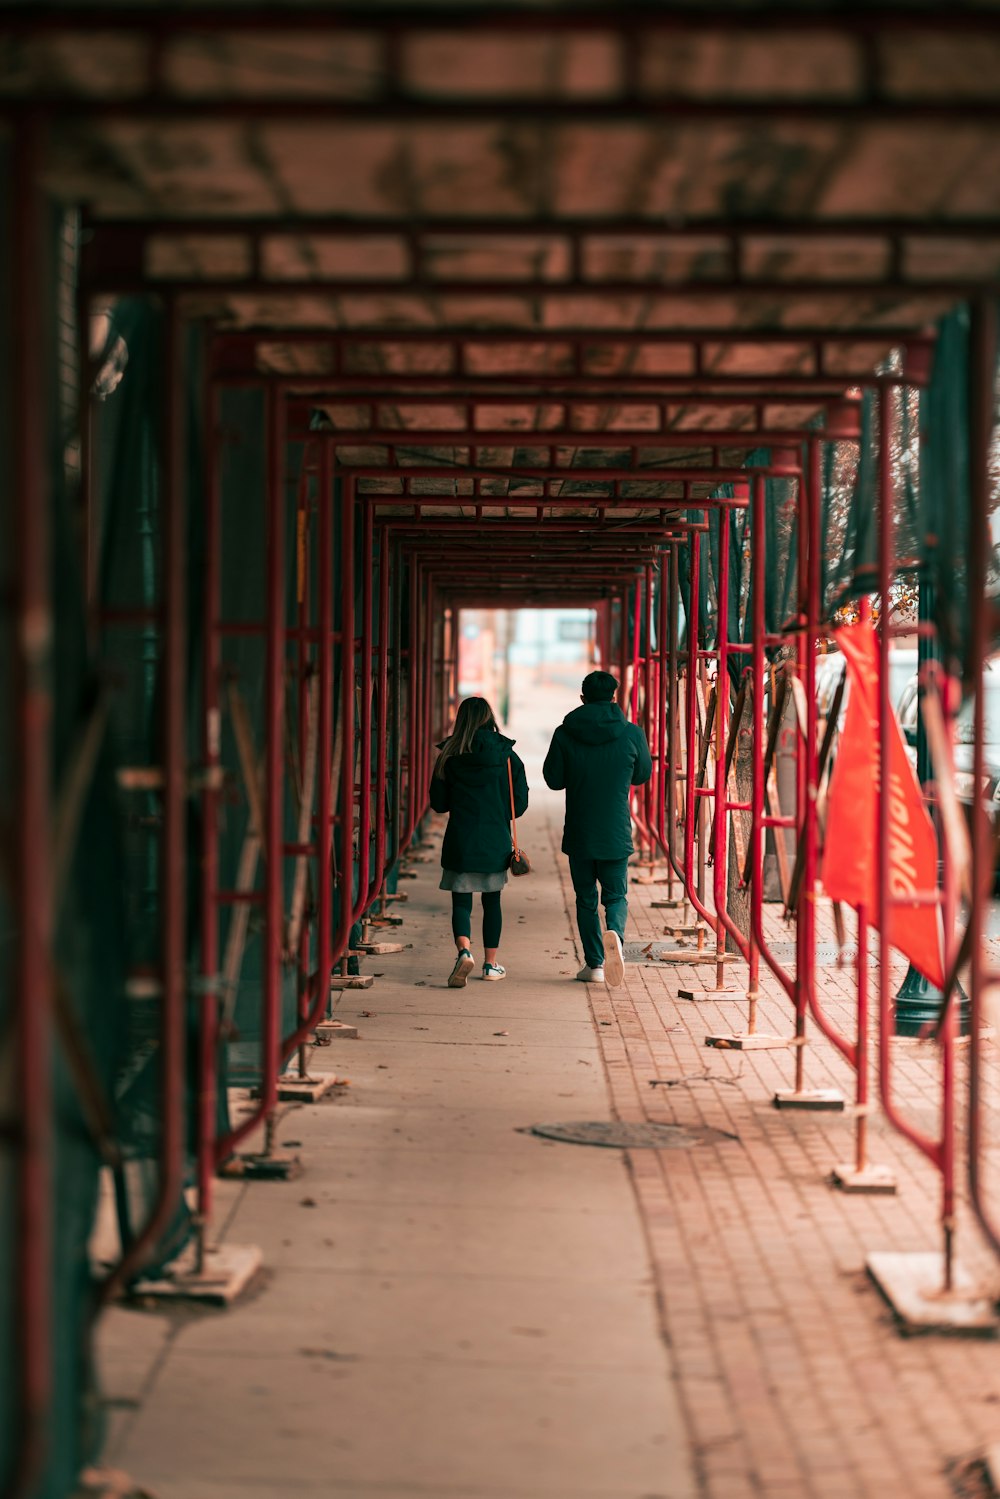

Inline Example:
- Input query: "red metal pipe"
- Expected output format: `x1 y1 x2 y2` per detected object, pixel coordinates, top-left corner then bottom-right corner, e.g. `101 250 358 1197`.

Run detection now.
402 557 419 852
353 502 374 920
369 525 391 905
300 424 865 448
335 462 795 482
875 383 951 1256
83 269 1000 299
294 440 318 1076
749 475 796 1007
195 378 221 1260
262 386 286 1118
680 534 719 933
712 503 751 967
629 577 642 723
9 118 53 1497
966 298 1000 1255
799 438 858 1069
337 477 358 960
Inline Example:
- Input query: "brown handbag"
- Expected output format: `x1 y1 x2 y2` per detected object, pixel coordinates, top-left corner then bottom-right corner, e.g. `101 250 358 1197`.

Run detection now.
507 759 531 876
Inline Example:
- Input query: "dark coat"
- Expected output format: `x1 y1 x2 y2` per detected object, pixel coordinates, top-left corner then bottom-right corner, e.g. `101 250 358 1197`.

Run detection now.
542 702 652 860
430 726 529 874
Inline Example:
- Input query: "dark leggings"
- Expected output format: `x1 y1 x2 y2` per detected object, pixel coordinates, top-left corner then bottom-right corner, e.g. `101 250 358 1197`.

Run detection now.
451 890 503 949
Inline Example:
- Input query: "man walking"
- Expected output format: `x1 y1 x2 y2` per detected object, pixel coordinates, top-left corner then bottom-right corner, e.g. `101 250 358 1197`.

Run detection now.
543 670 652 987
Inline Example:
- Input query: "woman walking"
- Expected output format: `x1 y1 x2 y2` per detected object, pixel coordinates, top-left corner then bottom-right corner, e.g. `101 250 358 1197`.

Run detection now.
430 697 529 987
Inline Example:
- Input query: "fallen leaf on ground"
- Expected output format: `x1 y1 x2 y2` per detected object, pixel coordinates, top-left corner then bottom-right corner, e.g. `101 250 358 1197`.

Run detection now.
300 1197 317 1208
494 1030 509 1036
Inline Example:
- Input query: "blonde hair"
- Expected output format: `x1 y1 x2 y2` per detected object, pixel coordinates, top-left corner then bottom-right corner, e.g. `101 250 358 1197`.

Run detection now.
434 697 498 775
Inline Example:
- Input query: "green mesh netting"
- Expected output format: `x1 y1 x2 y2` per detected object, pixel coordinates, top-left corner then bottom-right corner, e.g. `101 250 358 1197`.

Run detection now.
1 206 129 1498
92 299 193 1271
919 306 973 672
818 310 989 652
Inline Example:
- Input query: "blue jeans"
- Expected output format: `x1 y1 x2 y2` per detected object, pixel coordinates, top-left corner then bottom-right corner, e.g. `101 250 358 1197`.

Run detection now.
568 856 628 970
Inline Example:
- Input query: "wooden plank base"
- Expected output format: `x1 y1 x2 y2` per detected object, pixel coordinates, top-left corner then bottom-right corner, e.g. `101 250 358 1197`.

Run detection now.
773 1089 845 1112
831 1162 898 1195
705 1033 791 1051
276 1074 342 1103
314 1018 361 1037
867 1252 999 1333
128 1243 263 1307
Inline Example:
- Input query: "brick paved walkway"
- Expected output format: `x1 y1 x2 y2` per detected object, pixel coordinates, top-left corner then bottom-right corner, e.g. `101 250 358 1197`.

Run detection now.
553 811 1000 1499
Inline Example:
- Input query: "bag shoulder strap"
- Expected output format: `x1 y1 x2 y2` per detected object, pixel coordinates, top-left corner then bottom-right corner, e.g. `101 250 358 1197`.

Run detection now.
506 758 521 857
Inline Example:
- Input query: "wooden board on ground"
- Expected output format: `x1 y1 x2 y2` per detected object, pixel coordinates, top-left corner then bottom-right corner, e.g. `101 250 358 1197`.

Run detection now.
705 1033 791 1050
831 1161 897 1195
314 1018 361 1037
867 1252 999 1332
128 1243 263 1307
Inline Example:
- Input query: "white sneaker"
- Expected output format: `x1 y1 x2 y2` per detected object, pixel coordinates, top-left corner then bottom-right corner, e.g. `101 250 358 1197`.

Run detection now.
602 930 625 988
576 965 605 983
448 949 475 988
482 962 506 982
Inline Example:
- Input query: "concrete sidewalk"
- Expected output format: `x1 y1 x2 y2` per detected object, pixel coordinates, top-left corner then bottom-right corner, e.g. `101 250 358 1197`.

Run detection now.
96 798 696 1499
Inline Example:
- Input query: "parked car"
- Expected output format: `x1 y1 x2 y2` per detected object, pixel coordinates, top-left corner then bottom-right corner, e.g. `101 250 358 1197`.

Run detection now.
814 644 916 739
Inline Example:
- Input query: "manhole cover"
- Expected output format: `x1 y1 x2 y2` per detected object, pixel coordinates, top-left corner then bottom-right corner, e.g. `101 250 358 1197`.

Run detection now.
526 1120 737 1149
768 941 877 968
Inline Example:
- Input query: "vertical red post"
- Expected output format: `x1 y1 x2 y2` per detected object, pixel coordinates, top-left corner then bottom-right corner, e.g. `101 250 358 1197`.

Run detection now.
642 561 656 860
354 501 374 919
967 297 1000 1254
666 547 681 905
262 384 286 1120
196 378 221 1262
791 453 813 1094
797 439 822 1085
337 476 356 961
876 382 954 1280
682 532 713 927
630 575 642 723
316 442 334 1015
749 476 796 1009
855 596 872 1175
295 444 313 1076
711 502 752 980
404 554 419 849
657 556 670 862
370 524 391 904
10 118 53 1496
619 592 630 716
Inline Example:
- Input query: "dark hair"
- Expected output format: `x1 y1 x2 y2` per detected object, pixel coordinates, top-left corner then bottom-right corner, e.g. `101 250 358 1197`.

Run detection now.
581 670 618 703
434 696 498 774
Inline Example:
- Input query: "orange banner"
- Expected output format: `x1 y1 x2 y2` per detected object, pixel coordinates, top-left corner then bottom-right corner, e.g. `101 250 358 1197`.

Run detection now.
821 623 944 988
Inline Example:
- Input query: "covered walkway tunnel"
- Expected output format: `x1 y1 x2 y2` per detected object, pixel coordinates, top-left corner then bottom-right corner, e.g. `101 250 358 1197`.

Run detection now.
4 5 1000 1497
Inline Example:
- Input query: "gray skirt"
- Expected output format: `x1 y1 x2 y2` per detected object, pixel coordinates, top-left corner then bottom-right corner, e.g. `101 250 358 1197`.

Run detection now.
439 868 508 893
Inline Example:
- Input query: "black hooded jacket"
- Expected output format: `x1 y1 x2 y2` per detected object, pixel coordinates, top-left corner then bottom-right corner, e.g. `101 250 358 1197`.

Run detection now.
430 726 529 873
542 702 652 859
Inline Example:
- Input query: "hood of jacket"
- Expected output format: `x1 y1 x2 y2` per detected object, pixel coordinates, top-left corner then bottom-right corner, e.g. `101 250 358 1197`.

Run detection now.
560 701 628 745
439 726 515 779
